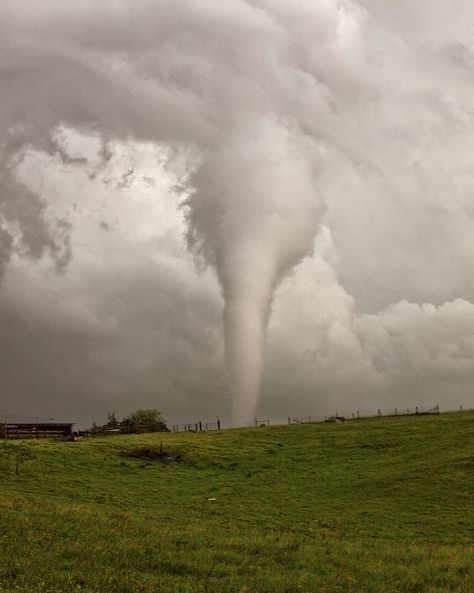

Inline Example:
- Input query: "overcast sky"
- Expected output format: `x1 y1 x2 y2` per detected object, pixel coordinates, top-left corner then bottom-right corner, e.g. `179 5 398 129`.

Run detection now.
1 1 474 427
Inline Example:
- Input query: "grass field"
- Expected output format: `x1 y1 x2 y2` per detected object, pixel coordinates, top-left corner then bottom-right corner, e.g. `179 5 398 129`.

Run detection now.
1 411 473 593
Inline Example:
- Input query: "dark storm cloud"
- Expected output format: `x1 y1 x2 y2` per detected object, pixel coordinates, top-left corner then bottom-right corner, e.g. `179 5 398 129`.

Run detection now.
1 1 474 425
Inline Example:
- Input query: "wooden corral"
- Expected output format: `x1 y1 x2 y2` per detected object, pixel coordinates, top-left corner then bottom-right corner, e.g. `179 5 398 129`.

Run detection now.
0 421 74 439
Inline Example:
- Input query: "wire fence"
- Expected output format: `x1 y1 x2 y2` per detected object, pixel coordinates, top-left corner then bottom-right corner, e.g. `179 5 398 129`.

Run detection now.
288 404 443 425
171 419 221 433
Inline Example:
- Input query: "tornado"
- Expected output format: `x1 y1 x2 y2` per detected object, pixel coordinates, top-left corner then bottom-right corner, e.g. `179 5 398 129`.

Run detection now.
0 1 347 422
187 120 322 422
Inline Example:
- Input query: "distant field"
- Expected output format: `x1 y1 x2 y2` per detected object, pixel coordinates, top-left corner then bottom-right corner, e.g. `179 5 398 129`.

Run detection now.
0 411 473 593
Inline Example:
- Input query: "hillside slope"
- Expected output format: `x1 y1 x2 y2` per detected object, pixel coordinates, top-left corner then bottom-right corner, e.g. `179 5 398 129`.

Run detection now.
1 411 473 592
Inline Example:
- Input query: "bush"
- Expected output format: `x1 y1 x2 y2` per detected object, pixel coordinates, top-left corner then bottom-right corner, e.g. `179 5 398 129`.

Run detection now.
121 408 168 431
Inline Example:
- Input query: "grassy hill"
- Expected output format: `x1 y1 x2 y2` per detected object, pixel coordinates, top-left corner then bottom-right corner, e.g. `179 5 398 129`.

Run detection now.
1 411 473 593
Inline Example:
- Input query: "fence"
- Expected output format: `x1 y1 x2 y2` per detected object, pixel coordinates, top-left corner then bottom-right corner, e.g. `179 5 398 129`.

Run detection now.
3 404 468 441
288 404 441 425
78 418 222 437
82 423 168 437
171 419 221 433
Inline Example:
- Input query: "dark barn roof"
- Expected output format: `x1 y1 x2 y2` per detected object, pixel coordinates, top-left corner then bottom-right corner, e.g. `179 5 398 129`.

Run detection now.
0 415 72 424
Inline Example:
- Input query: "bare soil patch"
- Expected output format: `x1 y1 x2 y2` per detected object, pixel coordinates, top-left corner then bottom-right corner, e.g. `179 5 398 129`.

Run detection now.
122 447 181 464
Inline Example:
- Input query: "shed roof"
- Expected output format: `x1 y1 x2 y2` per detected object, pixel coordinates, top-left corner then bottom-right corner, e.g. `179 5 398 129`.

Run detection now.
0 415 74 426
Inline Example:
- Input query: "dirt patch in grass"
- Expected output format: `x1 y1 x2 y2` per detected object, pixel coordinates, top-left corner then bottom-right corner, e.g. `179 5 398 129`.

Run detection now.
122 447 181 464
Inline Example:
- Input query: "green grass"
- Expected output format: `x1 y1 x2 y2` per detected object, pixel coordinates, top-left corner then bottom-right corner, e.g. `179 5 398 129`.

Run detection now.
1 412 473 593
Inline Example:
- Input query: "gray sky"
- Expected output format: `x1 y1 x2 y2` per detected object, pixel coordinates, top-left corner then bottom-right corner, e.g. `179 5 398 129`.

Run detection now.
1 1 474 427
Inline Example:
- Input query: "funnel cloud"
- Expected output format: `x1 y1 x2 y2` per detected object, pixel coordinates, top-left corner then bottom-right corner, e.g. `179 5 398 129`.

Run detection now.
187 119 323 420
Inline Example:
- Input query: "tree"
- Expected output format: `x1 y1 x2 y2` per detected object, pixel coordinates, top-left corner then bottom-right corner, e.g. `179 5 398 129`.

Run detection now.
106 411 119 427
122 408 168 432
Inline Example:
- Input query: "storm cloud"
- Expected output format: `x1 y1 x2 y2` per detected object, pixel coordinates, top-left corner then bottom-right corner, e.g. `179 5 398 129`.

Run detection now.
1 1 474 426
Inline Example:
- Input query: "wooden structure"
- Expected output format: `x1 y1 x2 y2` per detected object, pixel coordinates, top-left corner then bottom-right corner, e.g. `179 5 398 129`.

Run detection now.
0 419 74 439
171 419 221 433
